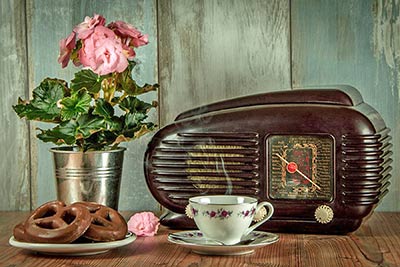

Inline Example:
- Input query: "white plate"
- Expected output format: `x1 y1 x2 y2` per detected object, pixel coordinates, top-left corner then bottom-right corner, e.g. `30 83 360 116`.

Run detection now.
9 232 136 256
168 230 279 256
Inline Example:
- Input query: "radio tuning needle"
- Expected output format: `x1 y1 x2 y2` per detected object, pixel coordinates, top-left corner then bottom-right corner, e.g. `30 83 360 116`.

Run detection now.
275 153 321 190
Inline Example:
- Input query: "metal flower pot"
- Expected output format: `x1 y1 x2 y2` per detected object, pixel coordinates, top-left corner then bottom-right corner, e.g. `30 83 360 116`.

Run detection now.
50 147 126 210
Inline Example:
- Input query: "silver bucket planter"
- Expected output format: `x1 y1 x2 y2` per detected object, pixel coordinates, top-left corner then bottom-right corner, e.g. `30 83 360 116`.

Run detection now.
50 147 126 210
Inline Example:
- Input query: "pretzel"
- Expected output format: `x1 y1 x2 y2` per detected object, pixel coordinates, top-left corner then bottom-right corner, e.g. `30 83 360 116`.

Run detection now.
21 200 92 243
13 223 27 242
72 202 128 241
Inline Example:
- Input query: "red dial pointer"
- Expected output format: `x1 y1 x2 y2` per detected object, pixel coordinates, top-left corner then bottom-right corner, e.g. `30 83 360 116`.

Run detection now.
275 153 321 190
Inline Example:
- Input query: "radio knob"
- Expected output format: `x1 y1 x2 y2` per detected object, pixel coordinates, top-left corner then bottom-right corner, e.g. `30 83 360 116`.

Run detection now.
185 204 194 219
314 205 334 224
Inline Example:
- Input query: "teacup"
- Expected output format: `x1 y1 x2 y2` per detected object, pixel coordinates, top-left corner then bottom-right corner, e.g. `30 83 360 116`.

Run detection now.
187 195 274 245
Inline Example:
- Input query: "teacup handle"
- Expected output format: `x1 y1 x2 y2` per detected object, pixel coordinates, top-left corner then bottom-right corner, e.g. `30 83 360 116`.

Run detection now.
244 202 274 236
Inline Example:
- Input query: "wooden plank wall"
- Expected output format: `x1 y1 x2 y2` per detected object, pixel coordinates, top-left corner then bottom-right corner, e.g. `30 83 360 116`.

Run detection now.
0 0 398 212
0 0 31 210
158 0 290 125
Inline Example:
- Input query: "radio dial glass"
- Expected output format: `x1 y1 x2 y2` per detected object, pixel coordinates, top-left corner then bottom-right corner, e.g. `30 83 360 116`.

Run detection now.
267 135 334 201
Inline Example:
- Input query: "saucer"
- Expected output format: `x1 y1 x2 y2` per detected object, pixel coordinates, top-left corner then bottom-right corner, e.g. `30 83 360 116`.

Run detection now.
167 230 279 256
9 232 136 256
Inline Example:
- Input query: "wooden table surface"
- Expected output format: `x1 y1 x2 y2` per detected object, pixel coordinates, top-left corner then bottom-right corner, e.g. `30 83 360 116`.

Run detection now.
1 211 399 267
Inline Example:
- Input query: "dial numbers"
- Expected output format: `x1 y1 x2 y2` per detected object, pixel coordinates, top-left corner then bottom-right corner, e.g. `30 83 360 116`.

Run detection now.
268 135 334 200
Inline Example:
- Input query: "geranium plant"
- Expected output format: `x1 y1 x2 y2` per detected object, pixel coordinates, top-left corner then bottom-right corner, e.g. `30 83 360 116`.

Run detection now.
13 14 158 151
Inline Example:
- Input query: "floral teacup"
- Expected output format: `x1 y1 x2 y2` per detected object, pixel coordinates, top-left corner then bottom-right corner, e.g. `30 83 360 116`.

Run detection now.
187 195 274 245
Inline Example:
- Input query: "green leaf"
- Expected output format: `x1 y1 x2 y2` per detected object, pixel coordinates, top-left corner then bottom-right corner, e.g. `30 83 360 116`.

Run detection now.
70 69 105 94
119 76 159 96
12 78 67 122
121 123 155 140
83 131 119 151
116 63 159 96
60 90 92 121
128 60 137 70
119 96 154 114
105 116 123 132
122 113 154 138
37 115 106 147
93 99 114 119
70 40 82 66
36 120 78 145
124 112 147 128
76 114 106 138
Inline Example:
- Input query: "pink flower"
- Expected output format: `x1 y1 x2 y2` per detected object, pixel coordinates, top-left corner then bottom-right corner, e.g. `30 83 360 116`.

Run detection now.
79 26 128 75
127 212 160 237
58 31 76 68
221 210 229 217
108 21 149 48
57 14 149 74
74 14 106 40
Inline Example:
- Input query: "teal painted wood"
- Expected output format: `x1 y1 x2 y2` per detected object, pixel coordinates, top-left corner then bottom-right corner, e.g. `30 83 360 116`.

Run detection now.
291 0 399 211
0 0 31 210
158 0 291 126
29 0 158 211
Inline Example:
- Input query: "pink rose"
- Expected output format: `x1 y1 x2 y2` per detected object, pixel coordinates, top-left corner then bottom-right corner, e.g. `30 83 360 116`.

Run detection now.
58 31 76 68
79 26 128 75
108 21 149 48
127 212 160 237
221 210 229 217
74 13 106 40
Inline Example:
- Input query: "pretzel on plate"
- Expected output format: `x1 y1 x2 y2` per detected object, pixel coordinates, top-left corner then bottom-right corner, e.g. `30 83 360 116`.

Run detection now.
72 202 128 242
16 200 92 243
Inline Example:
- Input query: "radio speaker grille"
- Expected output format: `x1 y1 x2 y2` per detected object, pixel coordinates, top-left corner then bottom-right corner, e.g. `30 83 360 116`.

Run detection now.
341 127 392 205
149 132 260 204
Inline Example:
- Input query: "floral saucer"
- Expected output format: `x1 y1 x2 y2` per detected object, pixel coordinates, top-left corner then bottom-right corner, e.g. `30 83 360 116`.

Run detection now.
167 230 279 256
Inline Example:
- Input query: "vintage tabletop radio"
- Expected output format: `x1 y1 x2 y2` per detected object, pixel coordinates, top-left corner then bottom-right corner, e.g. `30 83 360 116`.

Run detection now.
144 86 392 234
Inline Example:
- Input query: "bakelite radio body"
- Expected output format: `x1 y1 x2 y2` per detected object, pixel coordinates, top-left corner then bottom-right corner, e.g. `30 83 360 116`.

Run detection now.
144 86 392 234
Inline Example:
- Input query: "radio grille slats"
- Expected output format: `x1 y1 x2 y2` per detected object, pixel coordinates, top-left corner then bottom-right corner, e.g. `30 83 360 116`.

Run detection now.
148 132 260 205
155 147 258 155
152 155 259 162
154 177 259 186
152 172 258 179
177 132 258 138
152 163 258 171
341 128 392 205
162 140 259 146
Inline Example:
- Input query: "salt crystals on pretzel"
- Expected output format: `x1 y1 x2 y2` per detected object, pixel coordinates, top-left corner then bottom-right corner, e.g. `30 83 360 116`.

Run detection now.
13 200 128 243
